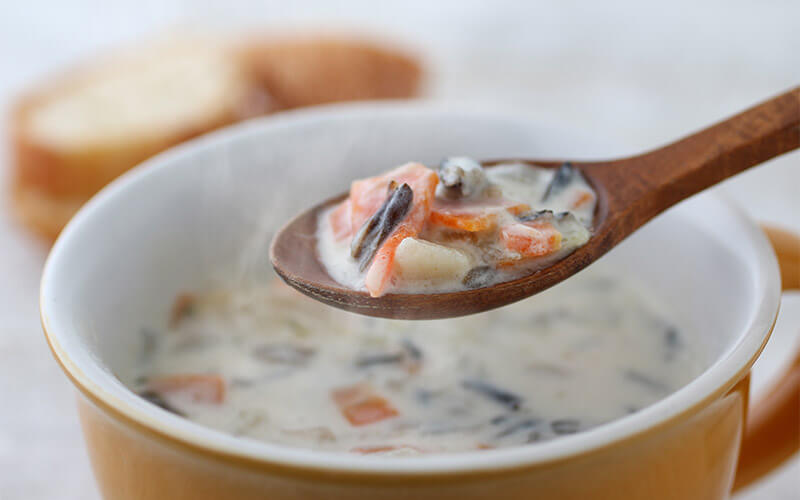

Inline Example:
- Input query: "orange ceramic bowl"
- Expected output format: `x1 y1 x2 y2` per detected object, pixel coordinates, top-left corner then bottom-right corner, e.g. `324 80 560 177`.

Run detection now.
41 104 799 499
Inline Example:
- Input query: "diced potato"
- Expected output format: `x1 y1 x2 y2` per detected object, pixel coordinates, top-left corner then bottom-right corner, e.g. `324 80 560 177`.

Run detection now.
555 214 591 248
393 238 472 281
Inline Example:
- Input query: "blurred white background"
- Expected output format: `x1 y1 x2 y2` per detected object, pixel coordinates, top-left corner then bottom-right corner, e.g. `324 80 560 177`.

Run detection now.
0 1 798 498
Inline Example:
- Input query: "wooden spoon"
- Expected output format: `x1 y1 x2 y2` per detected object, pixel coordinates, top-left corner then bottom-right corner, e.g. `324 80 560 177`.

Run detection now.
271 87 799 319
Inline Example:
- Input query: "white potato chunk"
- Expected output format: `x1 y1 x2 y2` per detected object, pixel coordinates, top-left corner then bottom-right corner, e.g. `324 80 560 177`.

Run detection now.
394 238 472 282
555 213 591 248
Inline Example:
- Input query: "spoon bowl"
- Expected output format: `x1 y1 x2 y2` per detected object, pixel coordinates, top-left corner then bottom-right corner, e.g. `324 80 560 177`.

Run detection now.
271 87 799 319
271 161 603 319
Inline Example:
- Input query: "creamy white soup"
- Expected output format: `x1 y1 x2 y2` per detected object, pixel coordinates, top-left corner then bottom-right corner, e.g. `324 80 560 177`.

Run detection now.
129 269 699 455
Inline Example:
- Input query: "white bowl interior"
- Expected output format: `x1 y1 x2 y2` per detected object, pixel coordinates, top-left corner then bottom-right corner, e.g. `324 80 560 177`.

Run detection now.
41 103 779 472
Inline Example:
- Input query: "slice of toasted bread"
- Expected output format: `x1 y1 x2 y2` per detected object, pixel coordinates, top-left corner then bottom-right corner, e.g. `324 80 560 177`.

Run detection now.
10 37 272 239
10 35 422 241
242 37 422 109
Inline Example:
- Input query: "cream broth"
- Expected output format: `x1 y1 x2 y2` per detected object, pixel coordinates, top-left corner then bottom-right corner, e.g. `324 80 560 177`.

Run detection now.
130 270 698 455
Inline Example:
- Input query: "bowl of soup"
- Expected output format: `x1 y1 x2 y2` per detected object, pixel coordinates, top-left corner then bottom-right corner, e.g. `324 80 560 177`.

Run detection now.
40 103 798 499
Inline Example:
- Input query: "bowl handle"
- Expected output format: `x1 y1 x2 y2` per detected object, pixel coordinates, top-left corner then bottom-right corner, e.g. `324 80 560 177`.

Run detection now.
732 225 800 490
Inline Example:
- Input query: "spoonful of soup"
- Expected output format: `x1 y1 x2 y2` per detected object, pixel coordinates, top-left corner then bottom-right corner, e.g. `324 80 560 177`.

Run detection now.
271 86 799 319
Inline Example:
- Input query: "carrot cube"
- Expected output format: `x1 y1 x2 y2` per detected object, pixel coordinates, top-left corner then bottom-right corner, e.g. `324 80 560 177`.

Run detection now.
570 190 595 210
148 374 226 404
429 210 497 232
499 222 562 258
332 383 399 426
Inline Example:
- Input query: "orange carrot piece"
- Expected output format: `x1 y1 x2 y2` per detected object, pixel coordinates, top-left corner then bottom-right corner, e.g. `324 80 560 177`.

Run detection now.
332 383 399 426
329 199 353 241
429 210 497 232
169 293 195 328
349 163 437 231
148 374 226 404
505 202 532 216
499 222 562 258
363 164 438 297
352 445 397 454
495 259 521 269
571 190 595 210
429 199 530 233
351 445 424 454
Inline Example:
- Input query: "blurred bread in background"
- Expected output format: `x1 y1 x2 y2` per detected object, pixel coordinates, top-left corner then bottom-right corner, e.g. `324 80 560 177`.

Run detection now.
10 38 270 240
9 34 422 240
244 37 421 108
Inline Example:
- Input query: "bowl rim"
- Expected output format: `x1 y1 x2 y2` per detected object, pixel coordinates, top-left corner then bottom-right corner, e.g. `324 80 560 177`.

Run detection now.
40 101 781 477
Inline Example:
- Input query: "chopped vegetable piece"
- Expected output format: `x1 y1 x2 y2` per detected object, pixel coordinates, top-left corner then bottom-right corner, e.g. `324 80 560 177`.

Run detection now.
350 182 413 271
490 414 510 425
551 419 580 435
393 238 471 282
430 199 531 232
499 222 562 258
516 209 554 223
542 162 577 201
664 327 683 362
461 379 522 410
346 163 438 297
415 388 438 406
349 163 436 230
527 362 571 377
355 341 423 372
352 445 397 454
401 339 423 361
364 210 436 297
139 328 157 361
526 431 542 443
429 209 497 232
138 389 186 416
495 418 540 438
332 383 399 426
354 353 404 368
421 420 482 435
570 190 595 210
665 327 681 348
505 202 533 216
351 445 423 454
462 265 494 289
329 199 353 241
148 374 226 404
169 293 195 328
436 157 488 200
252 343 315 366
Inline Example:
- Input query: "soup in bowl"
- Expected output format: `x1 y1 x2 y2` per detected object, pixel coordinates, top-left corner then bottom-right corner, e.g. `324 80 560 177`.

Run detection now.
40 103 797 499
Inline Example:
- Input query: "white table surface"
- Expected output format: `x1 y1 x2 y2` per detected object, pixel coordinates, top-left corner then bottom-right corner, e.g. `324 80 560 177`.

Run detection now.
0 1 798 498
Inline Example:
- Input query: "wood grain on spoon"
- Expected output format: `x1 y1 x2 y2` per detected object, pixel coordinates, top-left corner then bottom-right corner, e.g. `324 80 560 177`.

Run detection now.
271 86 799 319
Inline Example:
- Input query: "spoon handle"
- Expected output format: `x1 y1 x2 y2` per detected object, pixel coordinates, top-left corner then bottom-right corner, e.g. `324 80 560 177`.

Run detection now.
600 86 799 219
